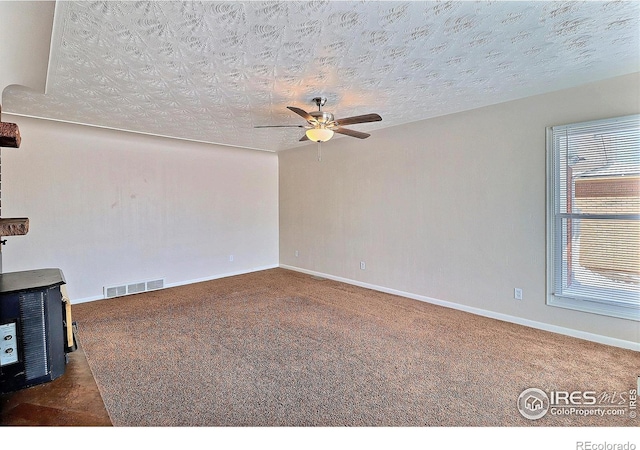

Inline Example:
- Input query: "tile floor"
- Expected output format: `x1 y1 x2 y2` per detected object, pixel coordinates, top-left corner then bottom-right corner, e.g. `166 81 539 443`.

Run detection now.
0 343 111 426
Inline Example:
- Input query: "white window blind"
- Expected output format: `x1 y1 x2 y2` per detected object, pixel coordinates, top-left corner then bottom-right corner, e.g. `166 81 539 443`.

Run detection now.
547 114 640 321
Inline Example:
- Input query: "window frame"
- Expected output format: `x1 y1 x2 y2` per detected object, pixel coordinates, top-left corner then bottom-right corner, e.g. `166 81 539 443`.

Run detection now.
546 115 640 322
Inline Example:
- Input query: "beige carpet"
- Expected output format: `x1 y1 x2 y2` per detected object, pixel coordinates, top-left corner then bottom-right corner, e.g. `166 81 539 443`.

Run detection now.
72 268 639 426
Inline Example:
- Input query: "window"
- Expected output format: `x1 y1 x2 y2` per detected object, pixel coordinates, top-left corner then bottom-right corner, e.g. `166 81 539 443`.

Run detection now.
547 115 640 321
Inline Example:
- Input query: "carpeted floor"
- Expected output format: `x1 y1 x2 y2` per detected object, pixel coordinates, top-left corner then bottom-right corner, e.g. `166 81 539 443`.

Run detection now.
72 268 639 426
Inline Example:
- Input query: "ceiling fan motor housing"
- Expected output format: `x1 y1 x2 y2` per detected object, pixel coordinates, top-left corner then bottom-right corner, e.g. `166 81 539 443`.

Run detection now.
310 111 334 126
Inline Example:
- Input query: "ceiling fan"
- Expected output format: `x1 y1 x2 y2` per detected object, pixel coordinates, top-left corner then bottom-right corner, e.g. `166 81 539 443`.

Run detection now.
255 97 382 142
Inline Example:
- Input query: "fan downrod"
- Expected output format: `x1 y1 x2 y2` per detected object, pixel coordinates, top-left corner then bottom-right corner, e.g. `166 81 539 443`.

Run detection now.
312 97 327 110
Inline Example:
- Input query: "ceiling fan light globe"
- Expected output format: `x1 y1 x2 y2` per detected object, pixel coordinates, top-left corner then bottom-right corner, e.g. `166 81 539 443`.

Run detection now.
306 128 334 142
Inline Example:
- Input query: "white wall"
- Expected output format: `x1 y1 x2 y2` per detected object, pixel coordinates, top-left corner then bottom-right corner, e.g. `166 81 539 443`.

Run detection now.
279 73 640 347
0 1 54 94
1 116 279 301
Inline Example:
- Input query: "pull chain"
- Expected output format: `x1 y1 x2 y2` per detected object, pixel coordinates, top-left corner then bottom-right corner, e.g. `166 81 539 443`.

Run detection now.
317 141 322 162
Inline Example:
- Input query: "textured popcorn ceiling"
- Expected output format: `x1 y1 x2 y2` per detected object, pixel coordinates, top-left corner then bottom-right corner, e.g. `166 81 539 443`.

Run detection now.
3 1 639 152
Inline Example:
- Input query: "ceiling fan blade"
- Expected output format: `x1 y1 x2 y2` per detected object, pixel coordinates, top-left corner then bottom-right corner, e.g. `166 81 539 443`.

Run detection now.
334 113 382 126
287 106 314 122
254 125 306 128
299 134 309 141
333 127 371 139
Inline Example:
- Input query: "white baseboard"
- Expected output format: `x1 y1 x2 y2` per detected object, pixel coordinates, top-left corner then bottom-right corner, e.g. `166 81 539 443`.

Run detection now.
280 264 640 352
71 264 279 305
164 264 279 289
71 294 104 304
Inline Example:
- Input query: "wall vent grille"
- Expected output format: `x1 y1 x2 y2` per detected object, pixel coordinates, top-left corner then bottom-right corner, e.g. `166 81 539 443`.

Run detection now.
127 282 146 295
104 278 165 299
105 286 126 298
146 279 164 290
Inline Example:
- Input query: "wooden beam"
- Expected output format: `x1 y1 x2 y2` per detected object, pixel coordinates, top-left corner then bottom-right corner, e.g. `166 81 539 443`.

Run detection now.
0 122 21 148
0 105 21 148
0 218 29 236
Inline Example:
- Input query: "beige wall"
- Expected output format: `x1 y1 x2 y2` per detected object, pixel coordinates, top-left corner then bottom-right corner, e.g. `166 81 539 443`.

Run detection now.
279 73 640 346
2 116 279 301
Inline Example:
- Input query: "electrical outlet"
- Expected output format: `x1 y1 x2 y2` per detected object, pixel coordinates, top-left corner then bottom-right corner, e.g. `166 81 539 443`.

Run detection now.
229 255 234 262
295 250 299 257
514 288 523 300
360 261 366 270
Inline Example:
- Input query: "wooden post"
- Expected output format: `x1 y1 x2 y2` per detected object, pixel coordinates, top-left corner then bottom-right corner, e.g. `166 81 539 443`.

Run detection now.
0 218 29 236
0 105 21 148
